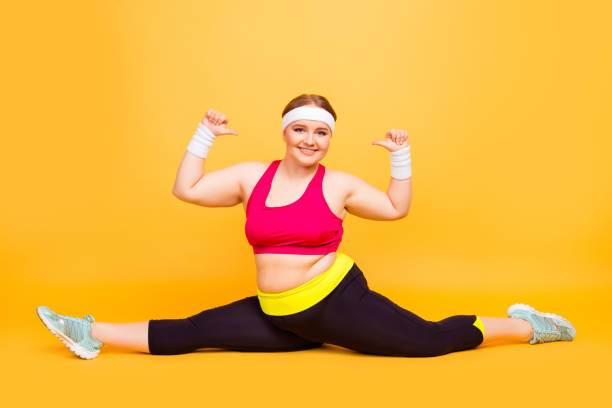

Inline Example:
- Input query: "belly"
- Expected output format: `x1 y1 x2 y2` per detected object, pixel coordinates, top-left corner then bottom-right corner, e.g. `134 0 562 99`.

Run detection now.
255 252 337 293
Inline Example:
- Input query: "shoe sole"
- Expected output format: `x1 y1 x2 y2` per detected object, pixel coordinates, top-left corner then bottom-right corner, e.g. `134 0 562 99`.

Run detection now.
507 302 576 338
36 307 99 360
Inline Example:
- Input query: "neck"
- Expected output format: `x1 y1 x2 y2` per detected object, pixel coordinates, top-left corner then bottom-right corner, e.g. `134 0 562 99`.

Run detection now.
279 156 319 181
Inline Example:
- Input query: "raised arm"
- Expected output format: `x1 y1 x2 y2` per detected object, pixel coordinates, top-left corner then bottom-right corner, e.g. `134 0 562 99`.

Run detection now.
344 173 412 220
172 109 244 207
344 129 413 220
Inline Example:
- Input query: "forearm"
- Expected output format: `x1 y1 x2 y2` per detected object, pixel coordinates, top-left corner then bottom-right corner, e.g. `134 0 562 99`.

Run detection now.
387 177 412 217
172 150 205 196
173 122 216 196
387 145 412 217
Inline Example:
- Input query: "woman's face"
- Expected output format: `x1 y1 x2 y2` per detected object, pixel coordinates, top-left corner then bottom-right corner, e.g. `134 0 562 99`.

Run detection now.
282 118 332 166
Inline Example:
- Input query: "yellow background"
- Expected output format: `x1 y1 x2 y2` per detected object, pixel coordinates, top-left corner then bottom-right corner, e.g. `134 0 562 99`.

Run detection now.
2 0 611 406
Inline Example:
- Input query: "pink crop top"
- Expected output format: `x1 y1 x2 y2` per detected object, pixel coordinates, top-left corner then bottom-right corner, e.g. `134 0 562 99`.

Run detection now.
244 160 344 255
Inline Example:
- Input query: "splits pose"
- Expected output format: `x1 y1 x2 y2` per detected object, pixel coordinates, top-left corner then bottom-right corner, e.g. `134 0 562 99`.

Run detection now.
37 94 576 359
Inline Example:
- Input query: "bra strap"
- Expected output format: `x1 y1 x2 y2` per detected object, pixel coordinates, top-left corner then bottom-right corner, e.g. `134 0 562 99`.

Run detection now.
247 160 281 212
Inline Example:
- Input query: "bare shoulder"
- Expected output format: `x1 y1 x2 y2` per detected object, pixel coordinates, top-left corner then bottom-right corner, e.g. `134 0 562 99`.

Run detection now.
323 166 358 197
325 166 359 184
236 160 272 191
239 160 270 181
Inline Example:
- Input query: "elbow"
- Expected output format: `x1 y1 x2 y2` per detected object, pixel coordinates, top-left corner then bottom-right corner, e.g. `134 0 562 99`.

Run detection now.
395 211 409 220
395 204 411 219
172 187 191 202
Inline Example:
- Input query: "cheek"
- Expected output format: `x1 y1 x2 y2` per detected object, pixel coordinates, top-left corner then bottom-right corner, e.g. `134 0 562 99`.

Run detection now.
283 132 297 144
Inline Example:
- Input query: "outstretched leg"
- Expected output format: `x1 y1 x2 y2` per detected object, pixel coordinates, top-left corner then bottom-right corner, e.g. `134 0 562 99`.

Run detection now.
39 297 321 358
91 322 149 352
476 317 533 347
146 296 321 355
266 264 490 357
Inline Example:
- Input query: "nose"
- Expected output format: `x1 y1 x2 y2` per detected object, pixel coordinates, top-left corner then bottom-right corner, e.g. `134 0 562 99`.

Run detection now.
304 131 314 145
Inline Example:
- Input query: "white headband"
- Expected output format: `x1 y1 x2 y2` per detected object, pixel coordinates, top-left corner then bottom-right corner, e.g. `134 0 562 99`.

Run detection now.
281 106 335 134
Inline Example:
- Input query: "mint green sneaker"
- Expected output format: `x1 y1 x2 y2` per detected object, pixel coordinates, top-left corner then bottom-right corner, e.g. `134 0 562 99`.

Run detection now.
507 303 576 345
36 306 104 359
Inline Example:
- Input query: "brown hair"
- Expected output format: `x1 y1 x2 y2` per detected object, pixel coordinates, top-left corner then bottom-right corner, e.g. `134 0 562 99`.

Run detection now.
282 94 337 121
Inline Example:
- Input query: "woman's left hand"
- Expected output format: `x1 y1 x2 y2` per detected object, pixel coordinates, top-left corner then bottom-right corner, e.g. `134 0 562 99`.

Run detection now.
372 129 410 152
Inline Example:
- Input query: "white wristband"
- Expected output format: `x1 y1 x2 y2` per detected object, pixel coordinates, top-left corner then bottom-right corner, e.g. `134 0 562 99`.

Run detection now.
186 123 216 158
390 146 412 179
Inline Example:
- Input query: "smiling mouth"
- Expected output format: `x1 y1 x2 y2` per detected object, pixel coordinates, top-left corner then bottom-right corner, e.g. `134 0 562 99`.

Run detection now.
298 147 318 156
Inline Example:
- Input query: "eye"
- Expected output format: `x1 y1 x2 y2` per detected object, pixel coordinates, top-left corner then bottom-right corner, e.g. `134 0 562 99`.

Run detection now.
294 127 304 132
317 131 328 136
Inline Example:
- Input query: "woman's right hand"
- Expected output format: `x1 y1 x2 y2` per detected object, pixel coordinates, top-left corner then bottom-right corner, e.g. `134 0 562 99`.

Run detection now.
201 109 239 136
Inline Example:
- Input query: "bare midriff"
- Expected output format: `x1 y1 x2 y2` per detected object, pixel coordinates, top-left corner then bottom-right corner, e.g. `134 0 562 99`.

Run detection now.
243 161 346 293
254 252 338 293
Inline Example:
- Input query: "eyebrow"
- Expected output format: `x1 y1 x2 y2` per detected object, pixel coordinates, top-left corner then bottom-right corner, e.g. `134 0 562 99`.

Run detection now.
292 124 329 131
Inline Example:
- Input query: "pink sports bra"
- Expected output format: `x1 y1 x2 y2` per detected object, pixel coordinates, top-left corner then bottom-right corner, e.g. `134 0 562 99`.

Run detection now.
244 160 344 255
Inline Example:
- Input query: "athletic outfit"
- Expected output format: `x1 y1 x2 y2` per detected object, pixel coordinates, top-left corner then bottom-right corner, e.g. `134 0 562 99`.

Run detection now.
37 109 576 359
148 160 485 356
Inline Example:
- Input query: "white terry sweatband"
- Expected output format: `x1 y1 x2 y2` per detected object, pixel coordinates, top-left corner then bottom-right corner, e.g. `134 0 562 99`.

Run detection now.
186 123 216 158
282 106 335 134
390 146 412 179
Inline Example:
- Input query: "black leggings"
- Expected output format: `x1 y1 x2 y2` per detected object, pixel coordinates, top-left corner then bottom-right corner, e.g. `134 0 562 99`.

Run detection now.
148 263 484 357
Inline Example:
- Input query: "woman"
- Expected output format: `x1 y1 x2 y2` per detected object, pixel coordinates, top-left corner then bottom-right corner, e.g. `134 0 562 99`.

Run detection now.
37 94 576 359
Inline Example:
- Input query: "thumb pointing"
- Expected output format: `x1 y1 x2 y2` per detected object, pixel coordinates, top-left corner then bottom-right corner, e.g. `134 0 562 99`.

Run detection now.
222 128 239 136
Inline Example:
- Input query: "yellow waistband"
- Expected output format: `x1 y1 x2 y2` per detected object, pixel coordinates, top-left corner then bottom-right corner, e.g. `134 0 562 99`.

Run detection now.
257 252 355 316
